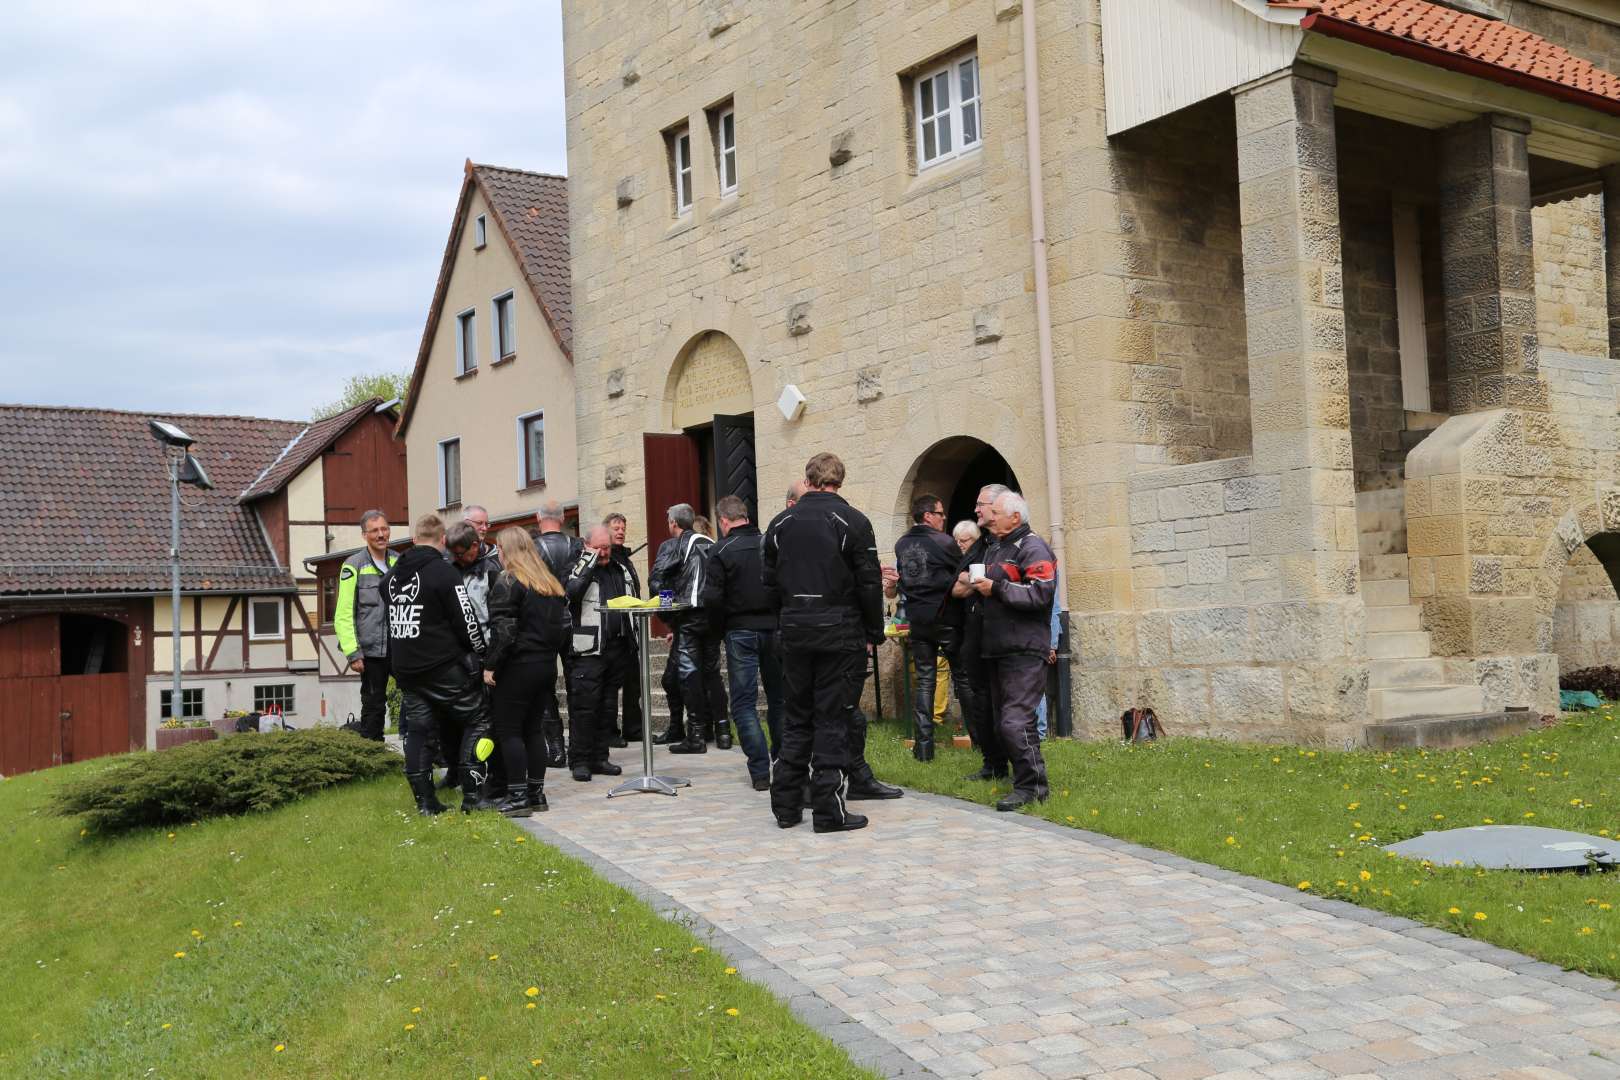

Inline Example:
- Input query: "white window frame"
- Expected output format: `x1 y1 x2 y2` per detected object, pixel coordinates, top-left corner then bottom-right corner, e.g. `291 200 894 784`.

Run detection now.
438 436 462 509
247 597 284 641
1392 203 1432 413
717 106 737 196
161 687 204 720
455 308 477 374
492 291 517 359
672 125 693 215
516 409 546 489
253 683 296 714
914 51 981 171
473 213 488 249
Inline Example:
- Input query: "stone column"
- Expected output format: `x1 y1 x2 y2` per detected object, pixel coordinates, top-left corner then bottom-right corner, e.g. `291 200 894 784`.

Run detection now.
1233 65 1358 602
1604 165 1620 359
1438 113 1543 411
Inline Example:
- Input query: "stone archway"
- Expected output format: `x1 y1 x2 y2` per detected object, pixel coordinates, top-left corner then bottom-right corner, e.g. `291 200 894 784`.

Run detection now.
898 436 1024 535
1533 491 1620 655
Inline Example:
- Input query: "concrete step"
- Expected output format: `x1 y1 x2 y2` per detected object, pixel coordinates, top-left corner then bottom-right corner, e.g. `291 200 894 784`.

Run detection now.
1366 604 1421 632
1365 708 1536 750
1364 578 1411 608
1368 657 1447 688
1370 683 1486 721
1359 554 1409 581
1366 630 1431 659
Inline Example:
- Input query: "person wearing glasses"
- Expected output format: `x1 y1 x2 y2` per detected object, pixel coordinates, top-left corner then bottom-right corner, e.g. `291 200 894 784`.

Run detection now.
953 484 1010 783
886 493 970 761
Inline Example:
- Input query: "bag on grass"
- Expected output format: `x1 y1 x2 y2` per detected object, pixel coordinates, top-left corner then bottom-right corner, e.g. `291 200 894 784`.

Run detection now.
1120 707 1162 742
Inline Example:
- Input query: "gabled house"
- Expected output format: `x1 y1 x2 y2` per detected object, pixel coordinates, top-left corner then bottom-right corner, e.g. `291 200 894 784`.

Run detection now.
0 400 406 775
396 161 578 536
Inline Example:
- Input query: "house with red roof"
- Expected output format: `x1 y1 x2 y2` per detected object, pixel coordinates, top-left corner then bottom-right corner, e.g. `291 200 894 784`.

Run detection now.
0 400 406 774
394 161 577 538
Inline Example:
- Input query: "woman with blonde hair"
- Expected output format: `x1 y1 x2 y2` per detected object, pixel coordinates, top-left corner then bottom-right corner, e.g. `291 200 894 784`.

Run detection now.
482 527 570 816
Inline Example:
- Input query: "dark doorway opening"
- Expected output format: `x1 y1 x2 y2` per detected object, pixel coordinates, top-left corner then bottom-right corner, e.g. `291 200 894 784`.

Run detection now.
904 437 1023 532
947 443 1021 526
60 614 129 675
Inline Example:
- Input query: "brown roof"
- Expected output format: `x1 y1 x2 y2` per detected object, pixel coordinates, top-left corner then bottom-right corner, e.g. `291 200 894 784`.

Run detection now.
238 396 390 503
0 404 304 596
395 162 571 436
1276 0 1620 114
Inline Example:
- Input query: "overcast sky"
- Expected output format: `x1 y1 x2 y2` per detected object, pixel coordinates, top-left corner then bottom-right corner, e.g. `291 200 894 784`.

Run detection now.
0 0 566 420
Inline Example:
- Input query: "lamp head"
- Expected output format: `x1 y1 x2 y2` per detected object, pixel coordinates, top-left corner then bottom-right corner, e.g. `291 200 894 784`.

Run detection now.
148 420 197 448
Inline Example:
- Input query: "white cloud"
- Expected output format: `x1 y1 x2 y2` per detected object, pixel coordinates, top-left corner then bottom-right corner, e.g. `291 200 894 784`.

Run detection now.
0 0 567 419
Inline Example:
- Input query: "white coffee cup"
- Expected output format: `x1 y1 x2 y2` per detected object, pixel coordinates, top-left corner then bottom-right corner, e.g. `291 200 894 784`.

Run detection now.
969 563 987 582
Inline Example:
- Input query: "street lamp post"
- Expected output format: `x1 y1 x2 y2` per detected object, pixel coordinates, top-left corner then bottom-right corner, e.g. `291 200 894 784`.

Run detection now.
149 421 213 726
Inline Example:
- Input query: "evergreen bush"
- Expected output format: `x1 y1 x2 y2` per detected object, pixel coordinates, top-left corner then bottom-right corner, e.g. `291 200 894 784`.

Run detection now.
51 728 400 832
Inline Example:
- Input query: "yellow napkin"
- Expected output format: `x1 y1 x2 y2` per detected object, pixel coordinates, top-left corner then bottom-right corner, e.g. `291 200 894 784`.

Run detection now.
606 595 658 609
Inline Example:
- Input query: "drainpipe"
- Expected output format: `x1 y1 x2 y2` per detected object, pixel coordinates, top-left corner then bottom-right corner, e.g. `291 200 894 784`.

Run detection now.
1021 0 1066 591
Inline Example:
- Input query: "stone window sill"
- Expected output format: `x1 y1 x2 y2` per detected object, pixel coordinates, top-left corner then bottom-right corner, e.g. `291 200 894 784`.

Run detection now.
902 150 984 204
454 368 478 382
492 353 517 368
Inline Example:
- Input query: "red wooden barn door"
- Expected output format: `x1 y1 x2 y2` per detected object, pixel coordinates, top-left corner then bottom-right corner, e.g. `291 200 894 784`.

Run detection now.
0 613 63 774
60 673 131 764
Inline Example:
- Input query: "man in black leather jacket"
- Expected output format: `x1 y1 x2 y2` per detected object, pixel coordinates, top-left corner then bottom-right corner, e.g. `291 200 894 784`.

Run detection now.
955 483 1010 783
889 492 971 762
563 524 636 781
763 453 887 833
534 500 580 767
653 503 727 754
703 494 780 789
384 513 493 816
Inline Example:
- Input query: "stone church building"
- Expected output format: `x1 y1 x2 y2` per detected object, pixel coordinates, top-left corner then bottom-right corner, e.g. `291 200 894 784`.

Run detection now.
560 0 1620 745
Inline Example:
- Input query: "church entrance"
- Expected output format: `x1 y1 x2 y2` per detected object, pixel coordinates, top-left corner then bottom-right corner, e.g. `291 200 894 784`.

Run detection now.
903 436 1022 533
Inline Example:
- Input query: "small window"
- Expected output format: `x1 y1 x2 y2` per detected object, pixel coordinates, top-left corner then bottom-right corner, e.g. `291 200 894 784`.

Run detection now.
320 574 338 627
456 309 477 374
518 410 546 488
474 213 488 249
914 51 981 170
493 291 517 359
161 688 204 720
248 597 284 641
669 124 693 215
254 684 295 714
717 106 737 196
439 438 462 508
1392 203 1432 413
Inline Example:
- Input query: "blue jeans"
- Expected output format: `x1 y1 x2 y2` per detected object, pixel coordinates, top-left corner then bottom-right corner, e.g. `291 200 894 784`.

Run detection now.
725 628 783 781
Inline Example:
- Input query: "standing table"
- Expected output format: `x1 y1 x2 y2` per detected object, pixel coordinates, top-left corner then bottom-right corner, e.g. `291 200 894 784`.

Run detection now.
602 603 692 798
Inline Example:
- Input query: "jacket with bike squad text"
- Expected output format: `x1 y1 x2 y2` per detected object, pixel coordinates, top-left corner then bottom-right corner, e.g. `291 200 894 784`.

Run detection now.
762 490 883 650
978 523 1057 658
384 544 486 678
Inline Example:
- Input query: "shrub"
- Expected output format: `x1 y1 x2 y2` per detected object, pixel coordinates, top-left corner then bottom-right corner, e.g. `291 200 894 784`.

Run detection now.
1560 666 1620 700
51 728 400 833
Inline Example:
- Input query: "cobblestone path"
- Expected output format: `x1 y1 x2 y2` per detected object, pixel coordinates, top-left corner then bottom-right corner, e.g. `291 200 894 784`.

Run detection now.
519 745 1620 1080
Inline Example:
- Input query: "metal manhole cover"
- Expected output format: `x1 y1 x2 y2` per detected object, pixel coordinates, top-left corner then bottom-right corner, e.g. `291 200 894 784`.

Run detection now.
1384 825 1620 870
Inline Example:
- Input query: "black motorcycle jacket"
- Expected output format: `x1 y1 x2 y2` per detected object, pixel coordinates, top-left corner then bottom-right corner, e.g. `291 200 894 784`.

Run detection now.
384 544 485 678
483 573 570 671
762 490 883 650
536 529 582 583
979 523 1058 659
702 523 774 633
894 523 963 630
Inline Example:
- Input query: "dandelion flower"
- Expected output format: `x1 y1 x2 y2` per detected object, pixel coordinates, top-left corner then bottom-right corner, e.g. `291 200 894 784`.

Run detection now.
531 1061 543 1067
1581 927 1595 935
232 921 243 928
525 1003 536 1010
1473 912 1487 921
274 1044 285 1053
1359 870 1371 882
725 1008 740 1017
489 954 499 961
493 909 503 916
411 1007 421 1014
1225 836 1236 845
724 967 737 975
1297 881 1312 891
1448 907 1462 914
525 986 540 997
691 947 704 953
655 994 666 1000
161 1023 172 1030
404 1023 416 1031
1347 803 1359 810
173 951 186 959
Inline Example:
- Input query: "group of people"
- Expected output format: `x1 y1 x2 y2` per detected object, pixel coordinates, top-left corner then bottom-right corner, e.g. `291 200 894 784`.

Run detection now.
332 448 1056 829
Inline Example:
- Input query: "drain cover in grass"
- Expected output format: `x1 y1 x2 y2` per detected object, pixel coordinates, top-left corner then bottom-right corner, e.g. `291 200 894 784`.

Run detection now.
1384 826 1620 870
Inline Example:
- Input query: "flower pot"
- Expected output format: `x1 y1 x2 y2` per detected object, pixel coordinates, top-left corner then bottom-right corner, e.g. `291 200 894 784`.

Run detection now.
212 718 241 739
156 727 219 750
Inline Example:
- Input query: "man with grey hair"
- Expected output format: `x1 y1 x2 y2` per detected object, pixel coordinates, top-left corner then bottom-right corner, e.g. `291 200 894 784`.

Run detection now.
462 504 491 544
952 484 1012 781
651 502 725 753
964 490 1056 811
335 509 396 741
533 498 580 767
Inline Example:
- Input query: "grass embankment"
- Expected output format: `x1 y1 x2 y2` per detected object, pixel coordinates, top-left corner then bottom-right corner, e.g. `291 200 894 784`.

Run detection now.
868 707 1620 981
2 763 873 1079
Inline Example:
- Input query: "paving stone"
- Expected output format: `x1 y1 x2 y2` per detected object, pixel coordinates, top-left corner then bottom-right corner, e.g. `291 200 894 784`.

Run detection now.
518 748 1620 1080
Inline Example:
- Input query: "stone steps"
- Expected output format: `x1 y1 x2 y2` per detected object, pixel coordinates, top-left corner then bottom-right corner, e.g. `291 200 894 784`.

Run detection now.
1360 553 1409 581
1366 604 1420 632
1366 630 1431 659
1369 683 1487 721
1368 657 1447 688
1364 577 1413 608
1364 709 1537 750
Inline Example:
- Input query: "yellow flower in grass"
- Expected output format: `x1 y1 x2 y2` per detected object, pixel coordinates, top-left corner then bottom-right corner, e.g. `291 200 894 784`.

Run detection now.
489 954 499 961
725 1008 740 1017
525 1003 536 1010
274 1044 285 1053
691 947 704 953
1346 803 1360 811
531 1061 543 1067
493 908 503 916
173 951 186 959
161 1023 172 1030
1581 927 1595 935
404 1023 416 1032
525 986 539 997
1297 881 1312 891
725 967 737 975
1473 912 1487 922
232 920 243 928
411 1007 421 1014
1448 907 1462 915
1359 870 1372 882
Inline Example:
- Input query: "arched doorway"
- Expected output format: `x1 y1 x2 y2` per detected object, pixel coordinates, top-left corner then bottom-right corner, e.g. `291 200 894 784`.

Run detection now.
901 436 1023 532
1551 534 1620 674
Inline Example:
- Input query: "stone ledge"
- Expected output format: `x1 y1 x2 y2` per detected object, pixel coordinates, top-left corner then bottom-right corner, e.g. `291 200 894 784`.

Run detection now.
1541 348 1617 375
1128 455 1254 492
1363 709 1538 750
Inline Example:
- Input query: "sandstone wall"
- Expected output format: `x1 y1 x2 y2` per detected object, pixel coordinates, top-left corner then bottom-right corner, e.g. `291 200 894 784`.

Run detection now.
1534 194 1608 358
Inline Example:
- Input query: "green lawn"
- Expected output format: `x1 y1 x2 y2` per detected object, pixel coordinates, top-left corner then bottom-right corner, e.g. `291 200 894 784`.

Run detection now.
868 706 1620 981
2 762 874 1079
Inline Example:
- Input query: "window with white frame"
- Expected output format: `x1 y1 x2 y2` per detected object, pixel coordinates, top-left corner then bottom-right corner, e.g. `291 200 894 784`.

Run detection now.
248 597 284 640
518 410 545 488
474 213 488 249
161 687 203 720
254 684 295 714
670 125 693 215
914 51 981 170
438 437 462 508
456 309 477 374
716 106 737 196
493 291 516 359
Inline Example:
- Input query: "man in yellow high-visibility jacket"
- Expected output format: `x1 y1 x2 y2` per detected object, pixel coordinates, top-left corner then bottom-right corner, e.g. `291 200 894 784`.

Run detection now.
335 509 396 741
